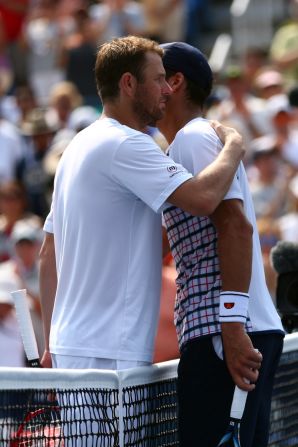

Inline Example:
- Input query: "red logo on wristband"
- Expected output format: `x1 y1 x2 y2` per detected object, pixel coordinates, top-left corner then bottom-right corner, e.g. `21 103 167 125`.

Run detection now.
224 303 235 309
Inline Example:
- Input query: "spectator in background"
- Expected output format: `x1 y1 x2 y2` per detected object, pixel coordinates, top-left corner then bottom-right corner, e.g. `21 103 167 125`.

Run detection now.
206 65 269 158
278 174 298 243
48 81 83 129
43 105 99 193
143 0 185 43
0 113 24 183
270 0 298 89
0 275 25 367
257 217 281 304
14 84 37 126
0 0 30 87
250 67 288 137
89 0 147 45
57 0 89 17
254 67 285 101
67 105 99 134
267 93 298 170
0 219 44 355
1 84 37 126
17 107 58 218
0 180 42 263
289 84 298 110
248 135 292 220
0 15 13 97
241 47 269 94
289 84 298 129
22 0 69 106
62 8 100 110
184 0 212 51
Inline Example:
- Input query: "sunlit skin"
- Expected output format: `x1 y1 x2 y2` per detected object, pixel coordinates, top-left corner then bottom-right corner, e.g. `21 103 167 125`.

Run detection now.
103 51 172 132
132 52 172 128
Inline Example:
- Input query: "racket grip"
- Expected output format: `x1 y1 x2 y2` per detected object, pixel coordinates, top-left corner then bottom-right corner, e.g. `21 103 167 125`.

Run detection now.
11 289 41 367
230 385 248 420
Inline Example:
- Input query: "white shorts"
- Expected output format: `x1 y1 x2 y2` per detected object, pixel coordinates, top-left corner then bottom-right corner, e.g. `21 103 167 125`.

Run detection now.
51 355 150 446
51 354 151 370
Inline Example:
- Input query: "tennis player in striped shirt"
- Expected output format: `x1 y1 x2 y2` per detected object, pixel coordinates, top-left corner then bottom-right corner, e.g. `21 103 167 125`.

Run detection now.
157 42 285 447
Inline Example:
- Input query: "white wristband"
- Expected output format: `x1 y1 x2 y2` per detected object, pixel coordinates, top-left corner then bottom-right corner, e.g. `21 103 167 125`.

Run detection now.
219 291 249 323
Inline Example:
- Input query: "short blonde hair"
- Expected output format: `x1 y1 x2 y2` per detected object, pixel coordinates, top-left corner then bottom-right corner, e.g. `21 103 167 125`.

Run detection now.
95 35 163 102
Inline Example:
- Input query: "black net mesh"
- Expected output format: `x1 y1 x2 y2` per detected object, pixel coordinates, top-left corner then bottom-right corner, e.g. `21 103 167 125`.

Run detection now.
0 388 119 446
123 378 178 446
0 341 298 447
268 349 298 447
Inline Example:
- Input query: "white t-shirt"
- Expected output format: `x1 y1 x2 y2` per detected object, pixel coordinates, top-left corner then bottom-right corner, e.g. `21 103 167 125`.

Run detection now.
167 117 283 336
44 117 192 362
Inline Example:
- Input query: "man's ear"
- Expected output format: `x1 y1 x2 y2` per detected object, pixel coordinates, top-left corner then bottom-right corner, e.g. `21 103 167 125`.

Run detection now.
119 72 137 97
167 72 185 92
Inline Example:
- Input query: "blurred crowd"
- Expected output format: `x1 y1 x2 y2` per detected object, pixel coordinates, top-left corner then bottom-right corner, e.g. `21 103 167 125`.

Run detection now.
0 0 298 367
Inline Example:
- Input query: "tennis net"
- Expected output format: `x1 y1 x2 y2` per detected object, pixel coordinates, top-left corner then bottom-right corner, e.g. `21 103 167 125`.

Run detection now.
0 332 297 446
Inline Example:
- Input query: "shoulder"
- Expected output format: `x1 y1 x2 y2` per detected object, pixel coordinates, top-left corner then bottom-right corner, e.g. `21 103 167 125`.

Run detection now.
172 118 221 155
118 125 160 152
177 118 218 142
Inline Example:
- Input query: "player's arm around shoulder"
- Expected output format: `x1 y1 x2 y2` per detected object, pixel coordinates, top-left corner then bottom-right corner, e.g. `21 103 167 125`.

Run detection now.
167 121 246 216
210 199 262 391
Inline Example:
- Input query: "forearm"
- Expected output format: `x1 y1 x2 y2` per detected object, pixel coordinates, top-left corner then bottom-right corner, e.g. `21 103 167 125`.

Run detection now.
167 147 244 217
210 200 262 389
167 122 245 216
216 223 252 292
201 140 244 208
193 121 245 214
218 223 254 389
39 234 57 352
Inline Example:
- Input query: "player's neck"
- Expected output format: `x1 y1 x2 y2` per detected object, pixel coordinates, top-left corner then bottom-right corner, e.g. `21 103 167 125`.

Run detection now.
101 104 147 133
158 106 203 144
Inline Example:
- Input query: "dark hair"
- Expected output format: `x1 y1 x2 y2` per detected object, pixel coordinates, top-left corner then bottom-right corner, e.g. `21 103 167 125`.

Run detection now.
165 69 212 108
289 86 298 107
95 36 163 102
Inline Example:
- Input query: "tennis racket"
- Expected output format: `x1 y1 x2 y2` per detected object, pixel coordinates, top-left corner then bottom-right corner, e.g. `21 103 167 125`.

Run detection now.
11 289 41 368
217 385 248 447
10 289 63 446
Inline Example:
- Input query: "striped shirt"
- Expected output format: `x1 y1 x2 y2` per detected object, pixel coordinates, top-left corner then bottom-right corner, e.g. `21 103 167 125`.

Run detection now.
163 117 284 350
163 205 252 349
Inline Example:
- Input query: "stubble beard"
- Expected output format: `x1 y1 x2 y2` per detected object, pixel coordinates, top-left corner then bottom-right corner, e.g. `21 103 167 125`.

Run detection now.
132 87 165 128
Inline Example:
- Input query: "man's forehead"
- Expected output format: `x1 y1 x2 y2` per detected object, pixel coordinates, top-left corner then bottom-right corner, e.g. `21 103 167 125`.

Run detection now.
143 51 165 73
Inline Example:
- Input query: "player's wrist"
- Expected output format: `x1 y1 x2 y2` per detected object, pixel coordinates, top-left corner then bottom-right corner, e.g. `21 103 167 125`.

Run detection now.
219 291 249 323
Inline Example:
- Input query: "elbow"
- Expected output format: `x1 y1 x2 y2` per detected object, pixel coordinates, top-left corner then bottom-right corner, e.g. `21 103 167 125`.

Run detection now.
190 193 222 217
39 241 49 264
39 233 56 266
237 215 254 239
225 215 254 240
188 201 214 217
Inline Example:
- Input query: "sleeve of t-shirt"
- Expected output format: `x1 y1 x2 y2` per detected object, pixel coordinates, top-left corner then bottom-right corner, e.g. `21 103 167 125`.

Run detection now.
111 133 193 213
169 126 243 202
43 202 54 234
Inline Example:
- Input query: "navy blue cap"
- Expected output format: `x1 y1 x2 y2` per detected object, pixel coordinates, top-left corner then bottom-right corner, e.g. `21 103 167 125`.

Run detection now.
160 42 213 91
